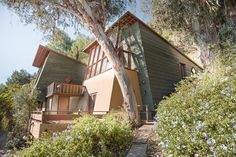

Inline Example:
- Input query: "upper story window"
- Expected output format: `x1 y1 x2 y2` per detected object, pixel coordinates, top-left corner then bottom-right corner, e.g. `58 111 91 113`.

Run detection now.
191 67 196 74
85 45 112 80
84 43 136 80
179 63 186 78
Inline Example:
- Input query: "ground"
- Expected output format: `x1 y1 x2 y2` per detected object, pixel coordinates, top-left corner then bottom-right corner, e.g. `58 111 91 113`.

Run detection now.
147 129 162 157
126 123 163 157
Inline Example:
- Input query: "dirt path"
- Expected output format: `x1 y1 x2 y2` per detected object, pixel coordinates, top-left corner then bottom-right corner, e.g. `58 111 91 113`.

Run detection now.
126 123 162 157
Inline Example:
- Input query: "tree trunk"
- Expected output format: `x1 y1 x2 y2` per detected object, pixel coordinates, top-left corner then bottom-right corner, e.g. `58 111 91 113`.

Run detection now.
75 1 140 125
225 0 236 24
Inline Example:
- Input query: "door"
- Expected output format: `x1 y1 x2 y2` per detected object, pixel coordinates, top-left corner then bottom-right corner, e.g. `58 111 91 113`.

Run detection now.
89 93 97 114
58 96 69 114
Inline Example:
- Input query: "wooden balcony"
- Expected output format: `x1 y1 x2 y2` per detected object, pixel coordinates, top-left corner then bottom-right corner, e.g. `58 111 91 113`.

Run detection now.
31 111 108 123
46 82 85 97
31 111 81 123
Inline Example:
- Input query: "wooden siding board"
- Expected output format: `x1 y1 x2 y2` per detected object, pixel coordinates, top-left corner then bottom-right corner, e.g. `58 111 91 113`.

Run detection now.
139 23 201 106
122 22 154 111
35 52 86 97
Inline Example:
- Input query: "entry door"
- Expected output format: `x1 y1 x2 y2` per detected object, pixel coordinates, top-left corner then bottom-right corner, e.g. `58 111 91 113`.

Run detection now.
89 94 96 114
58 96 69 114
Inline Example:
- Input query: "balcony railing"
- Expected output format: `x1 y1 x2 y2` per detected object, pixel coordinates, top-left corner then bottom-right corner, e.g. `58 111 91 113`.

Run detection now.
31 110 108 123
46 82 85 97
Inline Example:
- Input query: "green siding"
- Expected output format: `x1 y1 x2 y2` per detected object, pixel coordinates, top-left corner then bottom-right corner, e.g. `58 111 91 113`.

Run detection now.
121 22 154 111
139 23 202 108
35 52 86 97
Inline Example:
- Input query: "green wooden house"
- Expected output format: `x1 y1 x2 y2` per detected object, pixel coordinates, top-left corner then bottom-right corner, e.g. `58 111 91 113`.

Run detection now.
30 11 202 138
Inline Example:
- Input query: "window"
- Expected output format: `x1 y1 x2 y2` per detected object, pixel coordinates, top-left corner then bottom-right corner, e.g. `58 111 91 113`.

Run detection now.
84 43 135 80
191 67 196 74
47 98 52 111
89 93 97 114
179 63 186 78
85 44 112 79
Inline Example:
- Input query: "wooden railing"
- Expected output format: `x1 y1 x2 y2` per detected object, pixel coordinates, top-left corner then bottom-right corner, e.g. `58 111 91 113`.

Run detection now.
31 110 108 123
47 82 85 97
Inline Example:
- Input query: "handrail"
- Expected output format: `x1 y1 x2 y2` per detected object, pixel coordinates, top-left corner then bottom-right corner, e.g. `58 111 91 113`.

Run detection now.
31 110 109 115
46 82 85 97
31 110 109 123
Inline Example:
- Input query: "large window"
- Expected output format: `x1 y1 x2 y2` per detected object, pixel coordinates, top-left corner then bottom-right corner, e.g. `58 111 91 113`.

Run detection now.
179 63 186 78
85 44 135 80
85 45 112 79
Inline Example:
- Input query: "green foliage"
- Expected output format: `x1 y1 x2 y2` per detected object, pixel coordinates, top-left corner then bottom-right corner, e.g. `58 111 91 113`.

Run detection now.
68 35 91 64
20 114 133 157
2 0 131 33
12 81 39 133
6 69 32 86
0 83 6 93
5 81 39 149
47 30 92 64
155 47 236 156
0 85 20 131
149 0 236 66
47 28 73 54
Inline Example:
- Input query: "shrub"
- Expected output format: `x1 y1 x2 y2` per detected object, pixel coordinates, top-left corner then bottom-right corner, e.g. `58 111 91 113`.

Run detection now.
20 114 133 157
155 51 236 156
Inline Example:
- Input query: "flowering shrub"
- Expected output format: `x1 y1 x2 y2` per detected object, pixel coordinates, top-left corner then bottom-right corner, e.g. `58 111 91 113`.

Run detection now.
155 51 236 156
20 114 133 157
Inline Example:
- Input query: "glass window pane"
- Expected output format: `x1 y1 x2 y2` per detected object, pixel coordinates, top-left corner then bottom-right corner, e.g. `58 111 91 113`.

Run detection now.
101 58 107 72
86 67 91 79
106 59 111 70
90 65 96 77
93 46 100 63
98 47 103 60
124 52 128 68
89 48 95 65
96 61 101 75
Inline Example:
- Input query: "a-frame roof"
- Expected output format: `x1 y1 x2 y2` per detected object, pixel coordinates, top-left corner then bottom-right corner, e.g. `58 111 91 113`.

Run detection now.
83 11 203 70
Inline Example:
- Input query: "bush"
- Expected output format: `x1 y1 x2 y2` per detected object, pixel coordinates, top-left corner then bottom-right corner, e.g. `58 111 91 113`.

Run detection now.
155 51 236 156
20 114 133 157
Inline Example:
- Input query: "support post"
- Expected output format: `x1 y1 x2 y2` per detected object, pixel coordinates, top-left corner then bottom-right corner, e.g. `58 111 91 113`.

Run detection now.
146 105 149 122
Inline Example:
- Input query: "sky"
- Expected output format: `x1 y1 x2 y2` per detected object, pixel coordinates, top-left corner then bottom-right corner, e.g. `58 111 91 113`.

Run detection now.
0 2 150 84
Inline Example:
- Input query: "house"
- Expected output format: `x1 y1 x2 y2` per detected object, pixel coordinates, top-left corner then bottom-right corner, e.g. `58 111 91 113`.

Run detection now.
30 12 202 138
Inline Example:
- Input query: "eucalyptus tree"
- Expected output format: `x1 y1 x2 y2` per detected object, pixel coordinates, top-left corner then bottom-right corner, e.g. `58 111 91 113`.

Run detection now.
47 28 74 55
2 0 139 124
47 29 92 63
150 0 236 67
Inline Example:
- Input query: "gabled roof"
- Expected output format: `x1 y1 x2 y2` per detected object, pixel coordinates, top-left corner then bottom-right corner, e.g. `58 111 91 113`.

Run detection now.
83 11 137 53
33 45 86 68
83 11 203 70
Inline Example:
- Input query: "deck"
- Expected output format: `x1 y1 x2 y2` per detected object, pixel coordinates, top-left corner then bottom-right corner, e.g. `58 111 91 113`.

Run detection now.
46 82 85 97
31 111 108 123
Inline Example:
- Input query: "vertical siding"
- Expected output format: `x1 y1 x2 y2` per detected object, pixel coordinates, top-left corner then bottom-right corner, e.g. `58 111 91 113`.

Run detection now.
122 22 154 111
139 24 202 107
36 52 86 97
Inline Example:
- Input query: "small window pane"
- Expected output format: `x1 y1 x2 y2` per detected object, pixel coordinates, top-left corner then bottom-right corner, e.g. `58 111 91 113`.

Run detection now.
96 61 102 75
90 65 96 77
106 59 111 70
101 58 107 72
86 67 91 79
93 46 100 63
89 48 95 65
98 48 103 60
124 53 128 68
